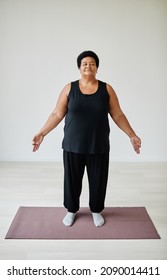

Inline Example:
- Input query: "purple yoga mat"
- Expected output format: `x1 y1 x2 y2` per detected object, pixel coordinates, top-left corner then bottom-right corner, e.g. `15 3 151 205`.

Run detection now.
5 207 160 239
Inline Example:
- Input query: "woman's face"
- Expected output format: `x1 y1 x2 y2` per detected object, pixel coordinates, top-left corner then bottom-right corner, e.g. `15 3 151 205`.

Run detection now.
79 56 97 77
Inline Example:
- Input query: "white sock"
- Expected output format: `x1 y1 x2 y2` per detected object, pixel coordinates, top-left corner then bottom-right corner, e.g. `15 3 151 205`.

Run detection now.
63 212 76 226
92 212 105 227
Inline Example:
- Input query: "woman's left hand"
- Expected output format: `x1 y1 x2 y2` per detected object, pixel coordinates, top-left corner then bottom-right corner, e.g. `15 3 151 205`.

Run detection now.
130 136 141 154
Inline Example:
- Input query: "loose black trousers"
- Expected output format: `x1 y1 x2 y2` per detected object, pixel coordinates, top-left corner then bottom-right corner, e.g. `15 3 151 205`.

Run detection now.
63 150 109 213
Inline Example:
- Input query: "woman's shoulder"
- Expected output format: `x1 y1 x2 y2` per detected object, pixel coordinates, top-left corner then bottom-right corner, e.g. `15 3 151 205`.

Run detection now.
98 81 116 97
98 80 110 88
98 80 111 91
62 80 79 97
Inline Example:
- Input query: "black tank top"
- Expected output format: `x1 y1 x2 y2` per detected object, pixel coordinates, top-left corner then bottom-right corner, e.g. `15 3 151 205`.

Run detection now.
62 80 110 154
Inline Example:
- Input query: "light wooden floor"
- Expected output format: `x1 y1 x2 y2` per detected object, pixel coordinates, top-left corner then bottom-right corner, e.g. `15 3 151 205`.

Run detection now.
0 162 167 260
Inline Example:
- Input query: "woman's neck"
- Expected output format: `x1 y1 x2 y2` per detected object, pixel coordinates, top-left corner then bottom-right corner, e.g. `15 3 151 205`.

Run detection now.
80 76 97 85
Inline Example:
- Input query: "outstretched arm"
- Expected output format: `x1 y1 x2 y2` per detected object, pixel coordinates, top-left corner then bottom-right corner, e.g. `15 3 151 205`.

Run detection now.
107 84 141 154
32 83 71 152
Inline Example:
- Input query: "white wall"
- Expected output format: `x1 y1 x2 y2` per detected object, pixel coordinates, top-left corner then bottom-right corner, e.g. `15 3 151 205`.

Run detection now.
0 0 166 162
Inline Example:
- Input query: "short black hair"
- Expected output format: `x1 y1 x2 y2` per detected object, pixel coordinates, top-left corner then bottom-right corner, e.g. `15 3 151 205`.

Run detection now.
77 50 99 68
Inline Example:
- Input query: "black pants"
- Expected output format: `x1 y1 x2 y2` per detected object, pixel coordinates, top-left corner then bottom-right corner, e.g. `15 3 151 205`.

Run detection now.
63 150 109 213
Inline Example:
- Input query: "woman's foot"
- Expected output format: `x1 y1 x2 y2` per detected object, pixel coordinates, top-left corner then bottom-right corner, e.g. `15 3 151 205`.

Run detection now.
92 212 105 227
63 212 76 226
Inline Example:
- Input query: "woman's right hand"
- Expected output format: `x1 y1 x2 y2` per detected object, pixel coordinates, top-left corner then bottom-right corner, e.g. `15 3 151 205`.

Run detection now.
32 133 44 152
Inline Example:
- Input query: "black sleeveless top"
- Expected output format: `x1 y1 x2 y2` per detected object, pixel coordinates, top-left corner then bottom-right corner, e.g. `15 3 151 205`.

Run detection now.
62 80 110 154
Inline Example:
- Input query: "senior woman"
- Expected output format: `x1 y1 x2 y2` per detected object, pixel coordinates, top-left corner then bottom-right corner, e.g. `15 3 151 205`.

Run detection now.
32 50 141 227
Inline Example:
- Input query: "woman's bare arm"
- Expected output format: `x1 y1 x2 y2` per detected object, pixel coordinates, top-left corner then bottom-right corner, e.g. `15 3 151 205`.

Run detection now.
107 84 141 153
32 83 71 152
